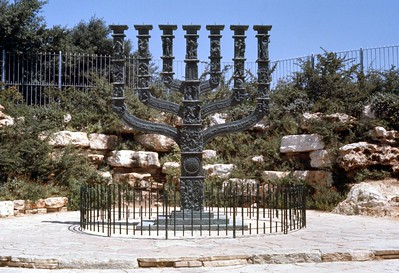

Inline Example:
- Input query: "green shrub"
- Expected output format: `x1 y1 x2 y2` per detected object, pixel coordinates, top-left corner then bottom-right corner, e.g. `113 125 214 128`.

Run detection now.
308 185 344 211
369 92 399 130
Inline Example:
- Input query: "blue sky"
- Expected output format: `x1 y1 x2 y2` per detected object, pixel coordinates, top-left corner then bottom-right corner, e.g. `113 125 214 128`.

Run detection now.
41 0 399 62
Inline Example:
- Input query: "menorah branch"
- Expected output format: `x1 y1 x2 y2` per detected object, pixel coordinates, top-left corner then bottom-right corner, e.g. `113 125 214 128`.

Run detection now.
203 98 268 144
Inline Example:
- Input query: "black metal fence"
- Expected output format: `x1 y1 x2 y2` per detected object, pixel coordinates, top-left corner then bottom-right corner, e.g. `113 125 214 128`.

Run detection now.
80 182 306 239
1 45 399 105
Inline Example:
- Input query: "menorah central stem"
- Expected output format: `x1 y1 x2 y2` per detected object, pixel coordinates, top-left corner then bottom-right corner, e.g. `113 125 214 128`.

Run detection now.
179 25 204 211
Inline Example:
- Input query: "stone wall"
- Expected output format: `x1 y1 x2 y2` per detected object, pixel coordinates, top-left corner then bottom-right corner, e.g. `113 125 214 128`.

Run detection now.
0 197 68 218
2 104 399 217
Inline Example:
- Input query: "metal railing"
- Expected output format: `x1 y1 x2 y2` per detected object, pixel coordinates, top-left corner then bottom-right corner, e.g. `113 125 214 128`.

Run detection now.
1 45 399 105
80 182 306 239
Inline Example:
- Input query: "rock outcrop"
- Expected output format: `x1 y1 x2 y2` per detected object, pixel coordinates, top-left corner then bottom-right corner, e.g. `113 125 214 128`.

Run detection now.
369 126 399 146
0 104 14 127
0 197 68 218
337 142 399 173
262 170 333 186
134 133 177 152
333 179 399 217
280 134 325 153
301 112 356 131
107 150 160 169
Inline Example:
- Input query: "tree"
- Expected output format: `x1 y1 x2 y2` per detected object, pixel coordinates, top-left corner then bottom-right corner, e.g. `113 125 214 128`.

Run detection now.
65 16 132 55
0 0 47 52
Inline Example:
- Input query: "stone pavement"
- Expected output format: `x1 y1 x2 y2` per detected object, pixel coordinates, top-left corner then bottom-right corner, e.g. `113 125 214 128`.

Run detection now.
0 210 398 271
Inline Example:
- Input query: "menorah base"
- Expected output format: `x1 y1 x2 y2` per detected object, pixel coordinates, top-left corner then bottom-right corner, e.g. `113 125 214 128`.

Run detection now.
136 209 248 231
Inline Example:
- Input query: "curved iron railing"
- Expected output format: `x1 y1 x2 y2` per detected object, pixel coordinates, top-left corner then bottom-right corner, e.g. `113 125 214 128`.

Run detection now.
80 182 306 239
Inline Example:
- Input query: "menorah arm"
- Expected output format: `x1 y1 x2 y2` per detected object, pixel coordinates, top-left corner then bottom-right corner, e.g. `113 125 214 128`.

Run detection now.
203 100 268 144
169 79 184 93
202 96 243 118
117 106 179 142
140 92 180 115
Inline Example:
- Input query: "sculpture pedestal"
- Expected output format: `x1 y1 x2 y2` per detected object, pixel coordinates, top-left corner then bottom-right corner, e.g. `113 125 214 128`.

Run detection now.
145 210 248 231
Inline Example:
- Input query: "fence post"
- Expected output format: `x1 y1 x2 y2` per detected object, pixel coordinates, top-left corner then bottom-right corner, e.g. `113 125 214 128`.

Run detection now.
311 54 315 70
1 48 5 90
58 51 62 90
359 48 364 74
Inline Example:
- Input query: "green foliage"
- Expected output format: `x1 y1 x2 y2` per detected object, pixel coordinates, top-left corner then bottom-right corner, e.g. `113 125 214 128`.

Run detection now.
0 86 107 209
0 0 47 52
0 1 132 55
353 168 392 183
0 176 61 202
369 92 399 130
290 51 367 116
43 77 124 133
308 185 344 211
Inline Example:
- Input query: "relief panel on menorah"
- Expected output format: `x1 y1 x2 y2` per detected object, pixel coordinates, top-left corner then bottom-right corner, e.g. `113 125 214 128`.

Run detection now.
183 102 201 124
182 156 202 176
111 64 124 83
235 37 246 58
112 39 125 59
138 38 150 57
186 38 198 59
139 63 149 75
138 76 149 89
258 67 271 86
138 89 150 103
180 128 203 152
258 35 270 60
113 85 124 98
162 36 173 57
185 65 198 81
210 40 221 57
180 178 204 211
233 61 245 78
183 85 199 101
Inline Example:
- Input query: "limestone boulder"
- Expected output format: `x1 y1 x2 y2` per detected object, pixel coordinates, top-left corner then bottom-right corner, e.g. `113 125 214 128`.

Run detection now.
203 164 235 178
26 199 46 210
134 134 177 152
369 126 399 146
209 113 227 126
301 112 356 131
252 155 264 163
87 154 105 164
0 105 14 127
203 149 217 160
107 150 161 169
250 117 269 132
99 171 113 181
162 162 180 175
262 170 333 186
337 142 399 171
333 179 399 217
63 113 72 124
89 133 118 150
47 131 90 148
280 134 325 153
13 200 26 211
113 172 152 188
0 201 14 217
45 197 68 209
361 105 376 120
310 150 333 168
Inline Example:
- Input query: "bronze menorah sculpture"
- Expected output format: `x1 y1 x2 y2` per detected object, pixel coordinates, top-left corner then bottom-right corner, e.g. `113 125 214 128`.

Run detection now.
110 24 272 213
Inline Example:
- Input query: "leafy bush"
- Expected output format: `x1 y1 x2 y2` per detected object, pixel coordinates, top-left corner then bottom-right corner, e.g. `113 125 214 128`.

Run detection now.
0 86 107 209
369 92 399 130
308 184 344 211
